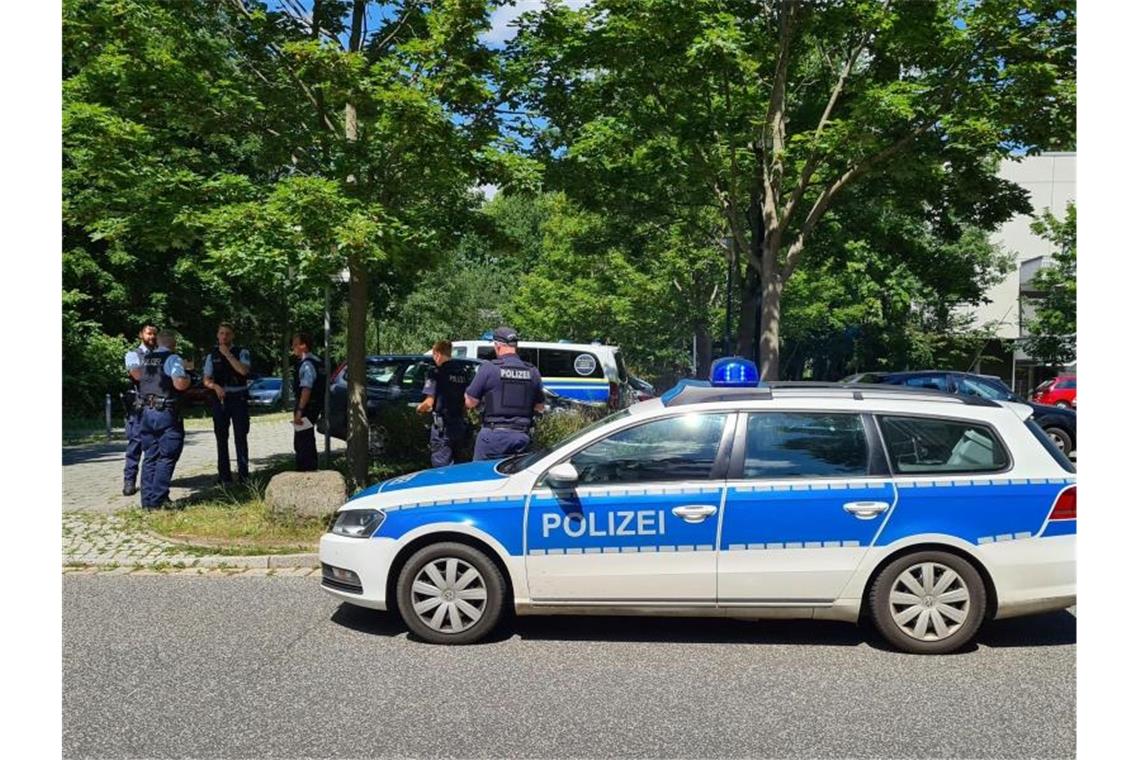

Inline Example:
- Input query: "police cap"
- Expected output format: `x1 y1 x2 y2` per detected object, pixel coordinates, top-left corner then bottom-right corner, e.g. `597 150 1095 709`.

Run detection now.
492 326 519 346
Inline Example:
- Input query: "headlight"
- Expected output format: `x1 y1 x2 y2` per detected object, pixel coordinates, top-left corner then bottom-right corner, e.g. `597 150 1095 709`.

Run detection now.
330 509 385 538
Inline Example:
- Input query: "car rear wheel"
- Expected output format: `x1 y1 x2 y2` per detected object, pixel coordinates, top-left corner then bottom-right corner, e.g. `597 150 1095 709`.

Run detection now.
1045 426 1073 455
868 551 986 654
395 542 505 645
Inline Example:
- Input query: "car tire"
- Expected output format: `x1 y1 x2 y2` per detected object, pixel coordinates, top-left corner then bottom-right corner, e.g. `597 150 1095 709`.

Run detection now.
1044 426 1073 455
868 550 987 654
395 542 506 645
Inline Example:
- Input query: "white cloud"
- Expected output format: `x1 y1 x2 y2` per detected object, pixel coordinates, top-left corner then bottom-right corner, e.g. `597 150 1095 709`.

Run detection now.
482 0 592 45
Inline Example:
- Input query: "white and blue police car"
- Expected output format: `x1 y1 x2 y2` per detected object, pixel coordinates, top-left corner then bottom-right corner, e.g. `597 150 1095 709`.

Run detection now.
320 358 1075 653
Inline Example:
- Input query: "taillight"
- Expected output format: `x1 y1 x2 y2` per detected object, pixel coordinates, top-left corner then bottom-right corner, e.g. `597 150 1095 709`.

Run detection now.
1049 486 1076 521
608 381 620 409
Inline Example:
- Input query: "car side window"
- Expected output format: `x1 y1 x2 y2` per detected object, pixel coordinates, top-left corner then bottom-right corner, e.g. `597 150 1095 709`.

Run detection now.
569 413 728 484
903 375 948 392
400 361 431 389
878 416 1010 474
366 362 399 386
1057 379 1076 390
540 349 604 378
476 347 496 361
954 376 1005 400
743 413 869 479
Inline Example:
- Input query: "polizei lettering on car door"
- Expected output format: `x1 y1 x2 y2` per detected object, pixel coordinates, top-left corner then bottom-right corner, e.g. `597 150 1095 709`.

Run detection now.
541 510 667 538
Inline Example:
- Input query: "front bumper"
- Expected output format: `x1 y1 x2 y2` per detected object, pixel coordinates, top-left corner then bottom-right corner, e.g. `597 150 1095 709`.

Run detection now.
318 533 399 610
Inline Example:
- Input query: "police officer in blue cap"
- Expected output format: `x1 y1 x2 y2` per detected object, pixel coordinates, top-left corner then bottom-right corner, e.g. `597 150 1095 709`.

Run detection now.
416 339 471 467
121 323 157 496
465 326 543 460
131 329 191 509
202 322 253 484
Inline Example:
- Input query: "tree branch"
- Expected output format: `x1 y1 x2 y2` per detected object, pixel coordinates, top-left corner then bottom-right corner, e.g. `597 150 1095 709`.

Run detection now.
780 1 890 231
780 117 935 281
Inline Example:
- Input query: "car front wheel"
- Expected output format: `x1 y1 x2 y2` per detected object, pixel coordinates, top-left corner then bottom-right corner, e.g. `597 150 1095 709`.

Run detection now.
395 542 506 645
868 551 987 654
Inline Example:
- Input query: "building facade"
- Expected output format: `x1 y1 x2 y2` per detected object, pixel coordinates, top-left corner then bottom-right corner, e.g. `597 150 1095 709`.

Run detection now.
971 152 1075 396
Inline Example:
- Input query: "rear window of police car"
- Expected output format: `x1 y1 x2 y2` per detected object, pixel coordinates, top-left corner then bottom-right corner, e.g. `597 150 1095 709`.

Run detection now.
877 415 1010 474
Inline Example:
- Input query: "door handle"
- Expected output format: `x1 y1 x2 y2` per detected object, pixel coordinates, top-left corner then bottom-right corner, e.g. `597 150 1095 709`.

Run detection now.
672 504 718 523
842 501 890 520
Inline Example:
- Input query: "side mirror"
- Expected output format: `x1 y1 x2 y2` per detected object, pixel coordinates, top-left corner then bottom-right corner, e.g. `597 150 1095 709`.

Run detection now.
546 462 580 489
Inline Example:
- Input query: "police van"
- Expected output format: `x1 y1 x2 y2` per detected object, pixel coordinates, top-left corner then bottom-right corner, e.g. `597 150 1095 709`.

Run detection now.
320 358 1075 654
445 339 632 409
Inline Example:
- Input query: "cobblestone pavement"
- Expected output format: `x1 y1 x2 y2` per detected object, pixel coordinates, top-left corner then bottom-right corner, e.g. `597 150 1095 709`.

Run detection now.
62 511 318 570
62 412 345 513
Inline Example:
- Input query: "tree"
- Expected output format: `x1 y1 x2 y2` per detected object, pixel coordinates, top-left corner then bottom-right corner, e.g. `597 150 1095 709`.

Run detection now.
1023 203 1076 367
64 0 502 485
506 0 1075 378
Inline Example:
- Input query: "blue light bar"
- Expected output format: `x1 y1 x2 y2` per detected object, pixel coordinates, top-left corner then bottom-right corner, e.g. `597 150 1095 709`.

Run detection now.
480 330 494 341
709 357 761 387
660 378 710 405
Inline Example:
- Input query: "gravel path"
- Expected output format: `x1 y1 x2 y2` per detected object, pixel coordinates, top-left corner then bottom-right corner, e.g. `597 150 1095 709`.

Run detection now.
62 412 345 513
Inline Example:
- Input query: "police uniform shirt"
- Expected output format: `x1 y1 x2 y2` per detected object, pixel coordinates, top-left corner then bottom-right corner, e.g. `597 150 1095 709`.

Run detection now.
162 354 189 382
203 348 253 391
297 353 320 390
465 354 542 426
124 343 150 372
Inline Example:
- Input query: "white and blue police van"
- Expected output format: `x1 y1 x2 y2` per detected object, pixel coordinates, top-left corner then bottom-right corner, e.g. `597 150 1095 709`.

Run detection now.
444 338 632 408
320 358 1075 653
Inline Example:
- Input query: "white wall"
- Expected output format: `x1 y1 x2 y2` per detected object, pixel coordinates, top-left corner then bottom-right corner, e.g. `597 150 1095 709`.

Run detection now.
971 153 1076 339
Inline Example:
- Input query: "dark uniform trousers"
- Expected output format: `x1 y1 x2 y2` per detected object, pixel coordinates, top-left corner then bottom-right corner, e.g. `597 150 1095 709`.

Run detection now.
139 408 185 508
473 426 530 460
294 415 318 472
123 403 144 487
211 391 250 480
430 416 471 468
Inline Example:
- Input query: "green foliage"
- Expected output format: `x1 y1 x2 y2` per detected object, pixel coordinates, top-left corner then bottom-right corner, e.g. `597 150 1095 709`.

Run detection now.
1023 203 1076 366
533 408 608 451
63 290 130 415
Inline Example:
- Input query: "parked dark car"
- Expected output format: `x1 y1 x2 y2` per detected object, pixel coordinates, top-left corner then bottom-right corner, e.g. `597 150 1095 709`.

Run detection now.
180 369 215 408
318 355 482 455
842 370 1077 456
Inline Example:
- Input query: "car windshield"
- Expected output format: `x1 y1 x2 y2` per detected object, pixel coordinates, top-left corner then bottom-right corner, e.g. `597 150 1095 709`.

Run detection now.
495 409 632 474
955 375 1020 401
251 378 281 390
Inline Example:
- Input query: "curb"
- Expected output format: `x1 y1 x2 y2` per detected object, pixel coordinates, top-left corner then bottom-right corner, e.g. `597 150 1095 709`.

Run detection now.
63 553 320 570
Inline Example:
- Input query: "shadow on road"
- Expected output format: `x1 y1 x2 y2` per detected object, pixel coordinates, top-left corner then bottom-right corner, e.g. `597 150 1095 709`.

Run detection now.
62 430 215 466
331 603 1076 650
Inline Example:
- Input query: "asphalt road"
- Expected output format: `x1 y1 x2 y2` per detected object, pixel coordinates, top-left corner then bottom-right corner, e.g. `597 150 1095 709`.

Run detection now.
63 575 1075 759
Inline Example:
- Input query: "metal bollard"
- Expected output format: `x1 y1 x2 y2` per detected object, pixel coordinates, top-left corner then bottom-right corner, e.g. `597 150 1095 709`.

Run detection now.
105 393 113 442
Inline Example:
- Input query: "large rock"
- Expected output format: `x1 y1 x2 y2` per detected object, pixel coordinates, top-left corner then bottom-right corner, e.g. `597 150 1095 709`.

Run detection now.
265 471 347 519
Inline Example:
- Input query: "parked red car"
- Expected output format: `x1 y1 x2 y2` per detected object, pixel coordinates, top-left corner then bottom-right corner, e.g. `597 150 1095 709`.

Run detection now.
1032 374 1076 408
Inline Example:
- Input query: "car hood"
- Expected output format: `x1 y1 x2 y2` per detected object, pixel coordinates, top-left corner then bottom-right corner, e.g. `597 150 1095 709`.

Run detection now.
347 459 511 506
1028 401 1076 420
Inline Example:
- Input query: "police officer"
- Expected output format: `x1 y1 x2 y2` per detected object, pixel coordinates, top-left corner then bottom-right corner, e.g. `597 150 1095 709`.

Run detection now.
416 340 472 467
290 332 324 471
202 322 252 484
465 326 544 460
122 323 158 496
130 330 191 509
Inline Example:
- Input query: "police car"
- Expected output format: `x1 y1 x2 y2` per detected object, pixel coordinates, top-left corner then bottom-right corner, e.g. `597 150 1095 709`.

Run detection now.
320 358 1075 654
445 339 632 408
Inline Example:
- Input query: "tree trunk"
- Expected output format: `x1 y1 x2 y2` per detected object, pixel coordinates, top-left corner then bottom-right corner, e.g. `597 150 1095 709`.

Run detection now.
694 321 713 378
346 255 369 487
758 238 782 380
343 0 368 487
736 267 761 362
